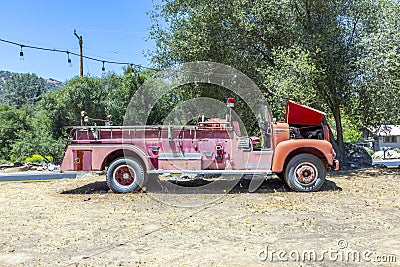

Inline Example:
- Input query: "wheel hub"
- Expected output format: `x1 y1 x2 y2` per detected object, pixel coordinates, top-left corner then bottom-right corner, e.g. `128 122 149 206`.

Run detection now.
295 163 317 184
114 165 135 186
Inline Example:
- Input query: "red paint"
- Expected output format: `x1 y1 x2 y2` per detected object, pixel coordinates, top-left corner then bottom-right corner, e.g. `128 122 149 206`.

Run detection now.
61 100 339 179
285 100 326 125
73 150 92 171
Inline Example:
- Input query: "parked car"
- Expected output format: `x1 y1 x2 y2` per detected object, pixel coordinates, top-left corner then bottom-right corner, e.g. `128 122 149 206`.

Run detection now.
372 149 400 168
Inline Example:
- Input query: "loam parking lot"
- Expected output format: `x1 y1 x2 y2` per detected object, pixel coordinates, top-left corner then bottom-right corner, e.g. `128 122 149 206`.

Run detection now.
0 169 399 266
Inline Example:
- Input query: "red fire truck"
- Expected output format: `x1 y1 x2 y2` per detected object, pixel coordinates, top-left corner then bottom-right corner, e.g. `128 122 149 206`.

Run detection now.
61 99 339 193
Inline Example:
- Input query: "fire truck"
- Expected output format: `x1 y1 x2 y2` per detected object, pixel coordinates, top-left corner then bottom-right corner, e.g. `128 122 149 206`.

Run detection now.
60 99 339 193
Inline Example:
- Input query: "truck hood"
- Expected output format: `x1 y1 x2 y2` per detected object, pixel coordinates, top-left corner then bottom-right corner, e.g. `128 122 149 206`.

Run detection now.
285 100 326 125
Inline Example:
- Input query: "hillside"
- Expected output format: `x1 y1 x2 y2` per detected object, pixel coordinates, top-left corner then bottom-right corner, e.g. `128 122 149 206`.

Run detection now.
0 70 63 91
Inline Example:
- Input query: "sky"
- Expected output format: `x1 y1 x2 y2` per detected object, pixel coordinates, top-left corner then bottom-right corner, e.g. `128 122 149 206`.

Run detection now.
0 0 158 82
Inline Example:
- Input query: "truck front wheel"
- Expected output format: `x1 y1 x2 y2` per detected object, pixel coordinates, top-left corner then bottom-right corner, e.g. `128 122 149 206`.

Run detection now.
284 154 325 192
106 158 145 193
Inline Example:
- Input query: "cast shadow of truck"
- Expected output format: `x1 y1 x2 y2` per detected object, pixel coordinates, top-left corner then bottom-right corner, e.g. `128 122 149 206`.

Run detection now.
61 175 341 195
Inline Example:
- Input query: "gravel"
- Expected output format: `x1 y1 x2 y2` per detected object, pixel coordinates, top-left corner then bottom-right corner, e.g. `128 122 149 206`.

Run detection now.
0 169 399 266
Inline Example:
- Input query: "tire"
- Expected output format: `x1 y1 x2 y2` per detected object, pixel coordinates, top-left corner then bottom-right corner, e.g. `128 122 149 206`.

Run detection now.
284 153 326 192
106 158 145 193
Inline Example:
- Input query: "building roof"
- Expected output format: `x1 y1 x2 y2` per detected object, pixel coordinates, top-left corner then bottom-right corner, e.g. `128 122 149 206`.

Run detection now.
376 125 400 136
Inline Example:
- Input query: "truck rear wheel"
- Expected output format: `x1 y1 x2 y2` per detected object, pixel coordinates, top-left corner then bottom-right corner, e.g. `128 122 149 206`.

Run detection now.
284 153 325 192
106 158 145 193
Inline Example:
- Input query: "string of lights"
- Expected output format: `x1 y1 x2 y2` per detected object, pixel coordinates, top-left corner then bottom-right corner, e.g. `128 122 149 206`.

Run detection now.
0 38 158 73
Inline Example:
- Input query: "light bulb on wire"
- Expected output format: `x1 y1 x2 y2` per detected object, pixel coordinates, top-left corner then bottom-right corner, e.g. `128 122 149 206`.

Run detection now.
101 61 106 75
19 46 24 60
0 37 158 76
130 64 134 76
67 51 72 67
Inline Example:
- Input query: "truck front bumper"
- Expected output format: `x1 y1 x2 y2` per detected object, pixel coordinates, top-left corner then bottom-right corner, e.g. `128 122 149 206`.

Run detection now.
333 159 340 170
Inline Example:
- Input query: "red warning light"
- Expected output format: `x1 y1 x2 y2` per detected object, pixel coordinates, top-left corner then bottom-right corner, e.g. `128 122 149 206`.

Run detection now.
227 98 235 107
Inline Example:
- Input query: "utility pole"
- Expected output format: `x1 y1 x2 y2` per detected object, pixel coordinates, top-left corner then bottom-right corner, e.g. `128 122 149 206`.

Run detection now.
74 29 83 77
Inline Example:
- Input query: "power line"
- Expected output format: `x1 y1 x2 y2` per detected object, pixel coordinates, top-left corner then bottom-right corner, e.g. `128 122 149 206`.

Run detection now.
0 37 158 72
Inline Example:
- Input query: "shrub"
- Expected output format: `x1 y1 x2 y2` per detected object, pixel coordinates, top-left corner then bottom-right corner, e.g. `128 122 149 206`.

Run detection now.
25 154 53 164
363 147 374 156
0 159 11 165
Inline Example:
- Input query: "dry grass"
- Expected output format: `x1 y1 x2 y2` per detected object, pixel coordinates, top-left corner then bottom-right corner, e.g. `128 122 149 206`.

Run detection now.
0 169 399 266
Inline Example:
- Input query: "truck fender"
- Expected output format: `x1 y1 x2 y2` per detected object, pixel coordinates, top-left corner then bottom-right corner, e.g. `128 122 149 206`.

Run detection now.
271 139 335 173
101 145 152 171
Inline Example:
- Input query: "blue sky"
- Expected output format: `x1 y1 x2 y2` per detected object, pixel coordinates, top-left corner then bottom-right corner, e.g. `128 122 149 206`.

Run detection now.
0 0 158 82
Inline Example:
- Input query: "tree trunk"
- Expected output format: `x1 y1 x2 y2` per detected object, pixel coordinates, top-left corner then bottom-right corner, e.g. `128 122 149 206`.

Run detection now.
327 125 339 157
332 105 345 162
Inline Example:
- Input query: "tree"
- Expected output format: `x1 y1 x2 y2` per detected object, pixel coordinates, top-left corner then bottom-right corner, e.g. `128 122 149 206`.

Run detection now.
11 108 65 162
149 0 400 162
354 0 400 127
37 70 153 140
149 0 296 79
288 0 363 159
39 76 107 133
0 104 30 161
103 70 154 125
0 67 156 162
0 73 47 107
260 46 322 120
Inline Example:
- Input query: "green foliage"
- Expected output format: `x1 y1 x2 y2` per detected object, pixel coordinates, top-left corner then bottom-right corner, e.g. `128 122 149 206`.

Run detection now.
0 69 150 162
1 0 399 168
364 147 374 156
0 158 11 164
149 0 400 161
103 70 154 125
0 104 30 161
343 129 362 144
354 0 400 127
341 115 363 143
25 154 53 164
39 71 153 129
260 46 322 120
11 108 65 162
0 73 47 107
51 76 106 126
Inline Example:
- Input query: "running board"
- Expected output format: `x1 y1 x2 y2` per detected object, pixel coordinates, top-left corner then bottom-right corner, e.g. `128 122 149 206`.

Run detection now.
147 169 273 175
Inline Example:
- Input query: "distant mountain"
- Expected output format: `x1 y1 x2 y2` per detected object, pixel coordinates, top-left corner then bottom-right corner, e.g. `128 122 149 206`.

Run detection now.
44 77 64 91
0 70 63 91
0 70 12 86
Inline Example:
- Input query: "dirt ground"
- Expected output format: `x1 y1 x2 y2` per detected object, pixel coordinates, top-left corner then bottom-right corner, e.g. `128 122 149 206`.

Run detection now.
0 169 399 266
